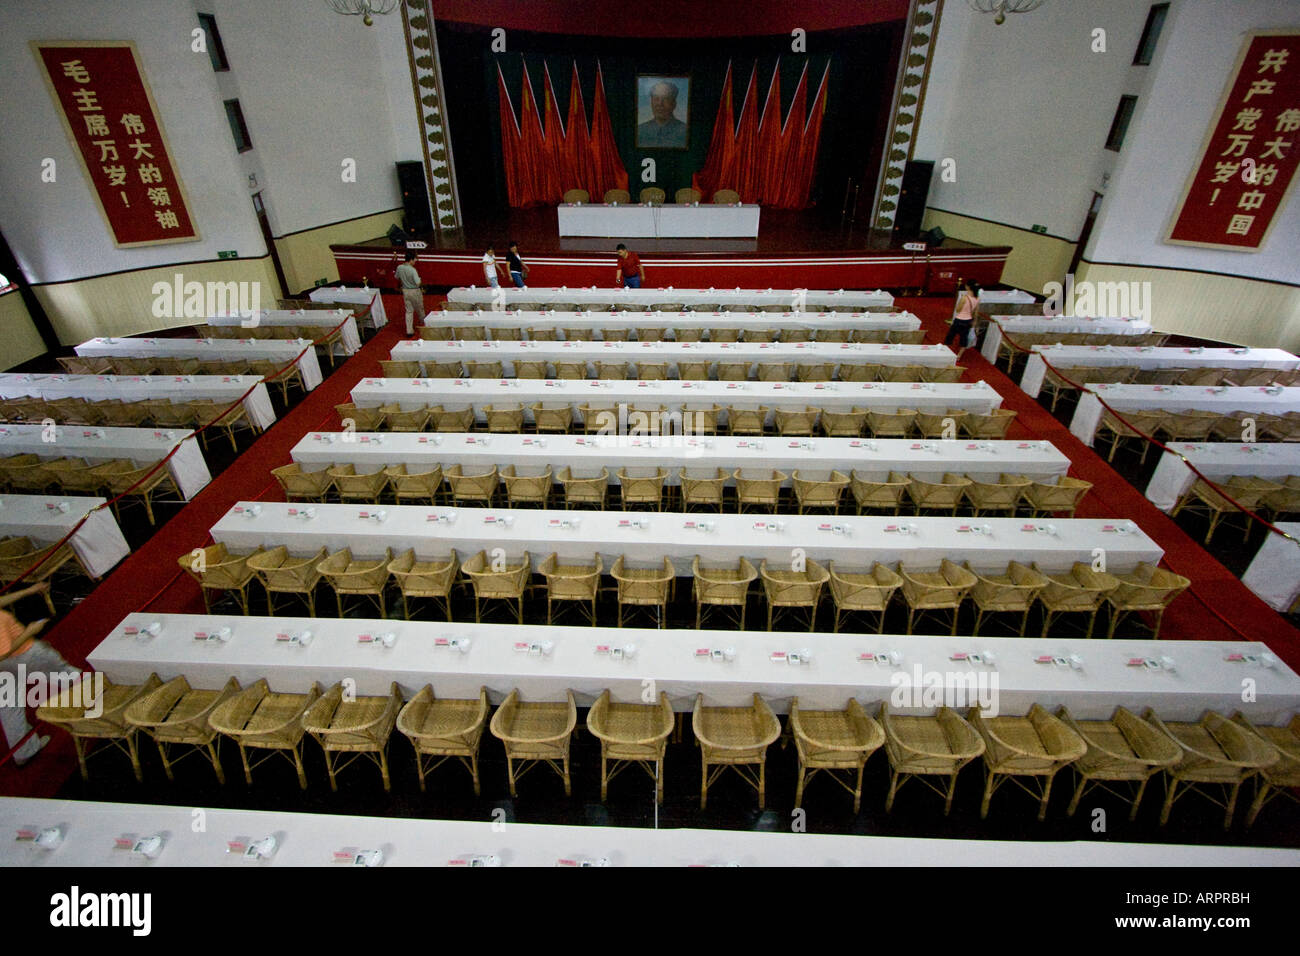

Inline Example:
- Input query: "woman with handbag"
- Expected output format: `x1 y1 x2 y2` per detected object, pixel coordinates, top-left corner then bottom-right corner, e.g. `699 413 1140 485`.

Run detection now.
944 279 980 359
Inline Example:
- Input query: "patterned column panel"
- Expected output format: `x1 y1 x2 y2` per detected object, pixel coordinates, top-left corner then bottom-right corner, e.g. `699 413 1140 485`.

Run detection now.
401 0 462 234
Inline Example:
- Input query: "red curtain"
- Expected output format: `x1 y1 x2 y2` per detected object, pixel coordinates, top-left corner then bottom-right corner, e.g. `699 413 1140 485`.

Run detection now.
785 62 830 210
731 64 760 203
773 64 808 209
754 61 782 204
496 63 526 206
542 63 568 201
518 60 557 205
563 61 595 199
691 61 734 200
588 61 628 199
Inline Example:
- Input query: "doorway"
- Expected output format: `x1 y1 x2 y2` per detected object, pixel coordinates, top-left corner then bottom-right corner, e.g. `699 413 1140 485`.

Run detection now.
252 191 289 297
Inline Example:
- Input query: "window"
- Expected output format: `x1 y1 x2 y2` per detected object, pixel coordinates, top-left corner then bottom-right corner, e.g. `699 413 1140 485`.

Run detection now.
1105 95 1138 152
1133 4 1169 66
198 13 230 71
224 99 253 153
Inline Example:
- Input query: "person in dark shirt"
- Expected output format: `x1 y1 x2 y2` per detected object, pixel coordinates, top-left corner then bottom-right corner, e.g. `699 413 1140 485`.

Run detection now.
507 241 528 288
615 243 644 289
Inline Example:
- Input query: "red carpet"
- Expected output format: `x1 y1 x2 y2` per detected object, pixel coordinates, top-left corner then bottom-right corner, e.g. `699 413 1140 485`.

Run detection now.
3 290 1296 798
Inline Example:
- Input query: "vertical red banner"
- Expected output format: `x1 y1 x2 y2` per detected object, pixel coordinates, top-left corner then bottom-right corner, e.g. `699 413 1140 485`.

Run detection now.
34 41 200 248
1166 31 1300 251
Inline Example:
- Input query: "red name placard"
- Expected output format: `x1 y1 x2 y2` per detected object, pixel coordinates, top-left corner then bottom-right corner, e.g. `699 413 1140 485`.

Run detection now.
34 41 199 248
1166 31 1300 252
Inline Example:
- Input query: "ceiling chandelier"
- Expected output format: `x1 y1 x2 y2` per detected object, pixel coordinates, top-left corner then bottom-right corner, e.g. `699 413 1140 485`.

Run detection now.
967 0 1047 25
325 0 399 26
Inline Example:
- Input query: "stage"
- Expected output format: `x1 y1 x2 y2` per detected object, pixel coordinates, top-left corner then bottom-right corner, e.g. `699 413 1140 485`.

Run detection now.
328 206 1013 294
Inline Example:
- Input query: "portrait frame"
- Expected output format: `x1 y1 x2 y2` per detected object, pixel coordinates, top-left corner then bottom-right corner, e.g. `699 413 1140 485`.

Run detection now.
635 74 691 151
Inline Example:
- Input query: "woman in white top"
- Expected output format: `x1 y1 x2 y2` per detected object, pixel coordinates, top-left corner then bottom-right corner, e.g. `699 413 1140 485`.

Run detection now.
482 245 505 288
944 279 980 358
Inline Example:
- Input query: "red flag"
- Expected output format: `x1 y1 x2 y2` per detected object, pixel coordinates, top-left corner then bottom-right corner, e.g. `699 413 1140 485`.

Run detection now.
497 63 525 206
731 63 760 203
519 59 556 205
773 63 808 209
754 60 783 204
542 61 567 201
788 62 830 209
564 61 595 199
692 61 735 201
589 61 628 199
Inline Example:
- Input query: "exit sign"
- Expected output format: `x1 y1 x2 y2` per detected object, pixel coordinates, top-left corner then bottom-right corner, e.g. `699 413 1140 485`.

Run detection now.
1030 225 1047 234
217 250 239 259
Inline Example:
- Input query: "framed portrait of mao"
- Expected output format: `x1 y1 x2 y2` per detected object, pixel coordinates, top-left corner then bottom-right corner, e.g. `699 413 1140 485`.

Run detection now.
635 74 691 150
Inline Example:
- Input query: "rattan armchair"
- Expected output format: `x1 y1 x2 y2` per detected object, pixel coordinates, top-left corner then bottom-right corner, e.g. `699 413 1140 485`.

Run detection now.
1232 712 1300 828
969 703 1087 821
850 470 910 514
1096 409 1164 463
962 408 1017 439
126 676 239 784
246 545 327 616
388 548 459 621
827 561 902 633
676 467 725 511
100 460 183 526
466 360 504 379
791 698 884 812
460 549 532 623
965 560 1047 636
734 468 786 513
839 362 881 382
907 472 971 515
965 473 1032 516
445 463 499 506
556 466 609 509
1103 562 1190 639
791 469 849 514
866 408 916 438
1171 475 1279 544
577 402 617 433
899 559 977 635
1036 562 1119 638
335 402 386 432
1023 476 1091 517
398 685 490 795
539 552 602 625
380 359 421 379
490 688 578 797
693 693 781 810
208 679 322 789
726 404 768 435
484 403 525 433
318 547 392 618
429 405 476 432
819 408 869 436
611 555 674 627
302 682 403 792
501 464 553 508
177 542 263 614
385 463 443 505
529 402 574 433
759 557 828 631
0 539 84 608
327 464 389 504
691 556 757 630
1057 705 1182 821
37 672 162 782
617 467 668 510
587 689 674 803
271 462 334 502
377 402 431 431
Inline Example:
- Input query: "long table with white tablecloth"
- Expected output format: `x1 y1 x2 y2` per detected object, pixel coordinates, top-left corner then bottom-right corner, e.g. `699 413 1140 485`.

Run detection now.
0 494 129 578
74 337 323 390
1021 346 1299 398
980 315 1152 363
1242 522 1300 615
206 309 360 354
420 309 921 340
446 286 895 309
211 503 1161 575
557 202 761 237
349 379 1003 426
0 424 210 499
1069 385 1300 446
390 340 956 378
0 374 276 431
308 286 386 327
1145 442 1300 513
91 614 1296 724
291 434 1071 487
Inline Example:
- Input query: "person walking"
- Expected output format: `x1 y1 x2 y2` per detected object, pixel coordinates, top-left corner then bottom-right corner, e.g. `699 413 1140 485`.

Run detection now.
615 243 644 289
0 582 75 767
482 245 506 288
944 279 980 359
395 250 424 337
506 241 529 289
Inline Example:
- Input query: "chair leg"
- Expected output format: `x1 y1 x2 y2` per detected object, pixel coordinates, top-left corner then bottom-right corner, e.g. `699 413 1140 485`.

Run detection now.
1067 773 1086 816
1158 775 1177 826
1223 780 1241 829
980 769 995 819
506 756 517 797
471 755 481 796
379 747 391 793
794 764 806 808
127 733 143 783
700 760 708 809
1244 779 1270 828
294 745 308 790
238 744 254 786
1130 777 1150 822
207 740 225 785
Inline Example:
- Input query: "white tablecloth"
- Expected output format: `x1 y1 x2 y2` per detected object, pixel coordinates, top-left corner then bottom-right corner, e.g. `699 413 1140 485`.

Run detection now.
0 374 276 432
207 310 361 354
308 286 387 328
291 434 1071 486
1022 347 1300 398
981 315 1151 363
1069 385 1300 446
391 340 955 378
1145 443 1300 513
557 203 761 238
9 797 1296 867
0 494 128 578
1242 522 1300 614
350 379 1003 425
211 503 1161 575
74 338 323 391
91 614 1293 724
446 287 895 309
0 424 211 500
421 309 922 339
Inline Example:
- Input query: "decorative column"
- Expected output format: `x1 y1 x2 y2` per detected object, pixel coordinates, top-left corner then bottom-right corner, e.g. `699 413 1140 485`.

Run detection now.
401 0 462 235
870 0 943 231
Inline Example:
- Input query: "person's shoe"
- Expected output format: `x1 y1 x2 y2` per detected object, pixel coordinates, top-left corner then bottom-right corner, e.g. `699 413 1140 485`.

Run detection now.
14 735 50 767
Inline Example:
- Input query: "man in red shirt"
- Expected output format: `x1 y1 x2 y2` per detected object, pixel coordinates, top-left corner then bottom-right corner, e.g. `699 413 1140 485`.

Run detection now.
615 243 644 288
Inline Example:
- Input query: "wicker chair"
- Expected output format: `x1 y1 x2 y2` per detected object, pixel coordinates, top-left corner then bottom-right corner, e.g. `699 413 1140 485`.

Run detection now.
791 469 849 514
866 408 916 438
126 676 239 784
490 688 578 796
1023 476 1091 517
99 460 183 526
556 466 609 509
1171 475 1279 544
962 409 1017 439
693 693 781 810
327 464 389 504
635 361 669 381
450 325 488 341
907 473 971 515
429 405 475 432
1104 562 1190 639
246 545 327 616
529 402 574 433
611 555 674 627
879 703 983 814
880 364 927 383
970 703 1087 821
577 402 617 433
208 679 322 789
711 189 741 204
966 560 1047 636
617 467 668 510
501 464 553 508
271 463 333 503
385 464 443 506
683 404 722 435
828 561 902 633
587 689 674 803
692 556 757 629
397 685 490 795
555 360 589 381
539 552 602 625
676 360 709 380
318 547 391 618
756 362 792 382
335 402 386 432
915 409 965 439
1145 709 1280 828
176 543 262 614
1232 713 1300 827
388 548 459 621
0 540 84 609
774 406 819 436
1096 408 1165 463
1036 562 1119 638
839 362 881 382
445 464 499 507
820 408 869 437
460 549 532 624
759 557 828 631
850 470 910 515
726 405 768 435
302 682 403 792
481 403 523 433
734 468 786 513
1163 410 1222 442
965 473 1032 517
791 698 885 812
378 402 431 431
563 188 590 203
37 673 162 782
924 365 967 384
795 362 834 383
899 559 977 635
379 359 421 379
679 467 728 512
1057 705 1183 821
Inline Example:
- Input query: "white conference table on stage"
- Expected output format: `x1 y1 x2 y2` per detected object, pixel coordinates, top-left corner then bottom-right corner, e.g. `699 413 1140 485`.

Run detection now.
291 434 1072 486
445 286 895 309
557 202 761 238
1021 346 1300 398
206 309 361 354
349 379 1004 425
1070 385 1300 446
1243 522 1300 615
390 340 956 377
0 494 129 578
308 285 387 327
980 315 1152 363
0 374 277 432
91 614 1296 724
210 503 1161 575
0 424 211 500
11 798 1297 867
420 309 922 339
74 338 324 391
1145 442 1300 513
